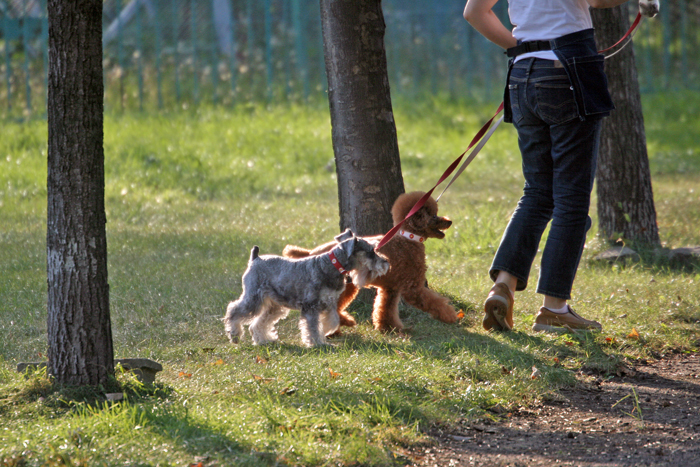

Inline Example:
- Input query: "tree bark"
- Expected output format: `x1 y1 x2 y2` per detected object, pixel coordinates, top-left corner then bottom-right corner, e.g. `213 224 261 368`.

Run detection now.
47 0 114 386
320 0 405 236
591 5 660 246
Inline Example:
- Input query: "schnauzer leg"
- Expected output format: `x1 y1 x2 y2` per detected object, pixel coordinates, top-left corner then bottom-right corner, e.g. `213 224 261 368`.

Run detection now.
299 308 326 347
223 289 265 344
372 288 404 332
403 286 457 324
223 293 263 343
249 300 287 345
320 308 341 337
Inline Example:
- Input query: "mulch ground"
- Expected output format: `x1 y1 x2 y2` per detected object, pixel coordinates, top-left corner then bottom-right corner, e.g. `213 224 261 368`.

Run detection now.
406 352 700 467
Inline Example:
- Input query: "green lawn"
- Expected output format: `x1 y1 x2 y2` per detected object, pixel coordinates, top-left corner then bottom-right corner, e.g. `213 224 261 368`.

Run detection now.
1 93 699 466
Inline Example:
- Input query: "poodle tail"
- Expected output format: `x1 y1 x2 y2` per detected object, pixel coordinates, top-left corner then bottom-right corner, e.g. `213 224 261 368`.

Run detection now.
282 245 312 259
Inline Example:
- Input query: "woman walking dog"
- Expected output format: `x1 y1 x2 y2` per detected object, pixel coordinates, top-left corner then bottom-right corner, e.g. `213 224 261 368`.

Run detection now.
463 0 641 333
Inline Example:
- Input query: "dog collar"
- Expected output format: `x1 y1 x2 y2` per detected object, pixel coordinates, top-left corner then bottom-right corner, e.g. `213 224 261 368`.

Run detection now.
327 251 348 274
399 229 425 243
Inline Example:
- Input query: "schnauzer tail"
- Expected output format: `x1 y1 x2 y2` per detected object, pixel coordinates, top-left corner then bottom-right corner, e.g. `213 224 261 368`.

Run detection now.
250 246 260 262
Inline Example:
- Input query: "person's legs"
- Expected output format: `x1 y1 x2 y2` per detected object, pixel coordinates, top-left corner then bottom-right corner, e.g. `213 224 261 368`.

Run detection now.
489 60 557 288
485 59 556 330
528 64 603 332
486 59 602 332
536 116 602 300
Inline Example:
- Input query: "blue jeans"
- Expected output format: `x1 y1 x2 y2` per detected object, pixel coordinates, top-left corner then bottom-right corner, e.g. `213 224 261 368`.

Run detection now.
490 58 603 300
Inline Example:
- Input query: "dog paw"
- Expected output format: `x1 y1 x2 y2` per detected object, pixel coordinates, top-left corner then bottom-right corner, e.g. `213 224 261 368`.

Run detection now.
439 312 459 324
338 315 357 327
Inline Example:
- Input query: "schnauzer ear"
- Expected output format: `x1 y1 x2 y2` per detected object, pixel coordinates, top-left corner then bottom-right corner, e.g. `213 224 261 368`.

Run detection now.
337 236 356 258
334 228 355 243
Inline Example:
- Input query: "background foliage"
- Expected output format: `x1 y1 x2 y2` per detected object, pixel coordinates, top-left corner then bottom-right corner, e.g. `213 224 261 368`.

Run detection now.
1 0 699 118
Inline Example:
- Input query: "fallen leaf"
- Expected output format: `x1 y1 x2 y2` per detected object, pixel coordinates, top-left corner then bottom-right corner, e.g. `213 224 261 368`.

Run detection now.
605 337 615 343
255 355 268 365
501 366 510 375
531 366 541 379
213 359 224 365
456 310 465 319
279 386 297 396
252 374 274 383
565 341 574 346
628 328 640 340
178 371 192 378
329 368 342 379
553 357 560 364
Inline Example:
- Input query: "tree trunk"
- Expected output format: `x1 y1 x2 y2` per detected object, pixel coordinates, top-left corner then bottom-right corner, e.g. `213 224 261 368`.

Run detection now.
47 0 114 386
591 5 660 246
320 0 405 236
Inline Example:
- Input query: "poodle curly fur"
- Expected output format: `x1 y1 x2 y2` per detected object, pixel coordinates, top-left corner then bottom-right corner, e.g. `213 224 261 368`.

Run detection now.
283 191 458 332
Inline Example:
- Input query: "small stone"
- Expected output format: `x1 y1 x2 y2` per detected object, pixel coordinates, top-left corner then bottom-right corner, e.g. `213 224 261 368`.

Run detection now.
592 246 640 264
668 246 700 269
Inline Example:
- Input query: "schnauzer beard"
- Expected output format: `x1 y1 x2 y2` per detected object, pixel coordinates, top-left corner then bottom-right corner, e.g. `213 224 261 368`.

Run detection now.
349 252 390 288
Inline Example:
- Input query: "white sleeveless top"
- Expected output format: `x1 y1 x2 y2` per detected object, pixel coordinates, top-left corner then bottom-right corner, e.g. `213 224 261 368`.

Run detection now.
508 0 593 61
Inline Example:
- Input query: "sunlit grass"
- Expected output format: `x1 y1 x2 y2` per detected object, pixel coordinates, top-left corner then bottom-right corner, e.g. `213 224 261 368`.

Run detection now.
1 93 698 465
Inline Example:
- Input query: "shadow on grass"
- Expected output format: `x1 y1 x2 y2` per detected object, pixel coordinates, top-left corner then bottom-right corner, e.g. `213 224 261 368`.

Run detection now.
2 371 286 466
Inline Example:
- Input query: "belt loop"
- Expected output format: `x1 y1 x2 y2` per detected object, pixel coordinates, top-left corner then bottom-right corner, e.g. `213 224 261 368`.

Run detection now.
526 57 536 77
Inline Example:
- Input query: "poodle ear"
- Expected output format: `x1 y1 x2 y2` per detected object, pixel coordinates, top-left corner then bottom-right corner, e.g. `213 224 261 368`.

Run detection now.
334 228 355 243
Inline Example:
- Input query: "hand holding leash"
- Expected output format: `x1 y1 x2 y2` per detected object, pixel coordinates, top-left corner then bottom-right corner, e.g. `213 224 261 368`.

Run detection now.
639 0 659 18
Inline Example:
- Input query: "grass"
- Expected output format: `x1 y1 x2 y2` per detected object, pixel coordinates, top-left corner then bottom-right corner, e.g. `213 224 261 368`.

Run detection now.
1 92 699 466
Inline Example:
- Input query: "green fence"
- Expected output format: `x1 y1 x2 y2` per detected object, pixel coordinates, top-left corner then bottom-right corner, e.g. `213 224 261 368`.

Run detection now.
0 0 697 117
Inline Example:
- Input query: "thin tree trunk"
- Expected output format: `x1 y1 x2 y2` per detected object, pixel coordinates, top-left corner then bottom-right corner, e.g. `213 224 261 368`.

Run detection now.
320 0 405 236
591 5 660 246
47 0 114 386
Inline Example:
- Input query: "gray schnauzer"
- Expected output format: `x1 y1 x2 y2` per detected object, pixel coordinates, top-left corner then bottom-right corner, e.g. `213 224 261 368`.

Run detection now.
223 229 390 347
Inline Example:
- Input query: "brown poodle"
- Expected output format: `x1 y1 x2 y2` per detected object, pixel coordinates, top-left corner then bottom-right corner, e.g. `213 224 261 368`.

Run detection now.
283 191 458 332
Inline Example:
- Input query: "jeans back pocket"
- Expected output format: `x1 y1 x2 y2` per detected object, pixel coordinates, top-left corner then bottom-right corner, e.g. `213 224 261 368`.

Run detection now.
534 81 578 125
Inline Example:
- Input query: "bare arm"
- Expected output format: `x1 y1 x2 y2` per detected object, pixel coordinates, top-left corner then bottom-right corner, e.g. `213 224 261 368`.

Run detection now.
463 0 517 50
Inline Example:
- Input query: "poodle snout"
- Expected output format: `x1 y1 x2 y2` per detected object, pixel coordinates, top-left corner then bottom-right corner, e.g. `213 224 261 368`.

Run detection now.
429 216 452 238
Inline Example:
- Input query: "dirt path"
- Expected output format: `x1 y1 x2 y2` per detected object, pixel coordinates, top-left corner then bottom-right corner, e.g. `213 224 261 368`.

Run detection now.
408 352 700 467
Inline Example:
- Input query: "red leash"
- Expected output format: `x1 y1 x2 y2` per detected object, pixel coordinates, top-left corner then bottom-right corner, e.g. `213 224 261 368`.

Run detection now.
374 13 645 251
599 12 642 55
